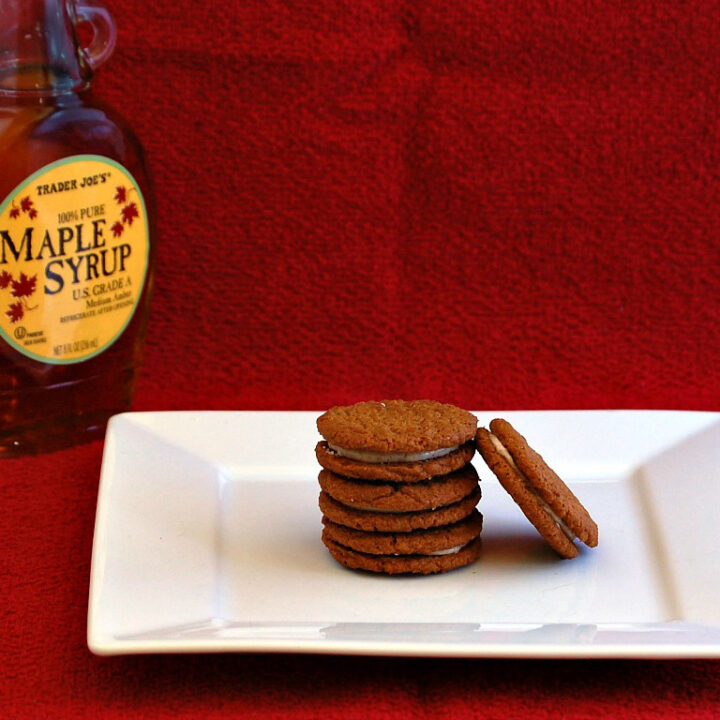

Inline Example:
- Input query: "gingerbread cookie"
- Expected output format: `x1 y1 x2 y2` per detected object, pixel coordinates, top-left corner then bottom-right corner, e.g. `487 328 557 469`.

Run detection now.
316 400 477 482
321 511 483 575
319 486 481 532
322 510 482 556
322 536 481 575
317 464 480 513
315 441 475 482
476 418 598 558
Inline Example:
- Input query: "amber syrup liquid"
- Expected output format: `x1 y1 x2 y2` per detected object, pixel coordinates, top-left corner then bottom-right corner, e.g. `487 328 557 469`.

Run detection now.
0 85 154 456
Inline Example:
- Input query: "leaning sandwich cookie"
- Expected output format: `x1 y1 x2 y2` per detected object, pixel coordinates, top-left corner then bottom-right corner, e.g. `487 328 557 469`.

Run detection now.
475 418 598 559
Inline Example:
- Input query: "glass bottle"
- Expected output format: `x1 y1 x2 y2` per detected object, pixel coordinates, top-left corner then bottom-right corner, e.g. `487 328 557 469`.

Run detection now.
0 0 154 456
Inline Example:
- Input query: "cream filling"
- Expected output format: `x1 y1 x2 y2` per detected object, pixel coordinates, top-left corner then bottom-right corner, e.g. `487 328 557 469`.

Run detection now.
489 434 577 542
428 544 464 556
389 543 465 557
327 443 458 464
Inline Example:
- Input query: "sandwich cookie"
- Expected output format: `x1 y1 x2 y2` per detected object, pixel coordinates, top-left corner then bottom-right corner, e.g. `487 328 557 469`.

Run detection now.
319 486 481 533
321 510 483 575
322 537 481 575
476 418 598 558
317 463 480 513
316 400 477 482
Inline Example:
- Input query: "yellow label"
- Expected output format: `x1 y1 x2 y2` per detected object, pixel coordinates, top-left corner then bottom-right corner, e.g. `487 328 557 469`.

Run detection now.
0 156 149 363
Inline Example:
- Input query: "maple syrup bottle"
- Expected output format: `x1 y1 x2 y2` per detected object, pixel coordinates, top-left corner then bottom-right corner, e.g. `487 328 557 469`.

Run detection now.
0 1 154 455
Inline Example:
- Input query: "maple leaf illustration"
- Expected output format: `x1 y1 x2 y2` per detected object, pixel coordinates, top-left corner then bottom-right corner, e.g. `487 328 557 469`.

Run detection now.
114 186 127 205
20 196 34 213
121 202 139 226
28 208 37 220
111 221 124 238
6 301 24 324
9 206 20 219
0 270 12 289
11 272 37 299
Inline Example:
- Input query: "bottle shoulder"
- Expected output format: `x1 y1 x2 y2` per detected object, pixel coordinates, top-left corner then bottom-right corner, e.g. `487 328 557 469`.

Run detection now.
39 95 145 157
0 92 151 198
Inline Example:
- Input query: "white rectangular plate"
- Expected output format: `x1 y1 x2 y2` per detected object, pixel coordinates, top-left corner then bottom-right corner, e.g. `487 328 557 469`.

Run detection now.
88 410 720 658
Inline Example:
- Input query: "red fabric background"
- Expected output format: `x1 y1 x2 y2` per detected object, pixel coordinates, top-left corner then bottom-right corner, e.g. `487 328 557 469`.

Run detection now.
4 0 720 716
106 0 720 412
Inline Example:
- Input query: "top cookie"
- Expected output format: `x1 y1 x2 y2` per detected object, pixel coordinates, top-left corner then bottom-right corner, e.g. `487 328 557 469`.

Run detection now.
317 400 477 454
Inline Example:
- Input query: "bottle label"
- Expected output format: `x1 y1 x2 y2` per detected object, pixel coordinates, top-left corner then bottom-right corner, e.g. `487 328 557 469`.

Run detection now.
0 155 149 364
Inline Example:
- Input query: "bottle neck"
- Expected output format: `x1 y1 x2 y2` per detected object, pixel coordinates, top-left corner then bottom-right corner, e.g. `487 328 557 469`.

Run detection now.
0 0 91 97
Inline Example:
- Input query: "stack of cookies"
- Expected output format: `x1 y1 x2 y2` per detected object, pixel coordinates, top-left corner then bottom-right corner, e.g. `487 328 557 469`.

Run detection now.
315 400 483 574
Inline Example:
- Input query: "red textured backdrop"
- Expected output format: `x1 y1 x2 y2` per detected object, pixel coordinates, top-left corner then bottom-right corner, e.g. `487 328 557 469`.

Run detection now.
4 0 720 717
93 0 720 413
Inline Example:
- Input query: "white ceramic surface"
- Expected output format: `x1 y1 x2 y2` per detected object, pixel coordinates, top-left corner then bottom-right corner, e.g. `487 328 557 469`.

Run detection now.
88 410 720 657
